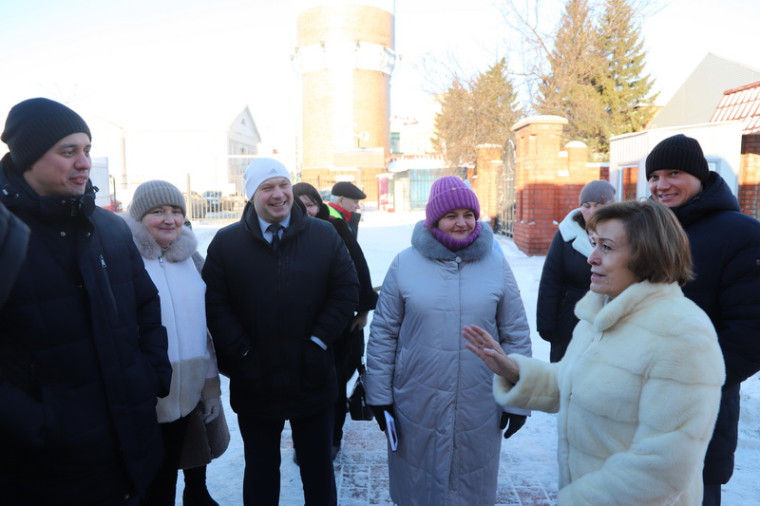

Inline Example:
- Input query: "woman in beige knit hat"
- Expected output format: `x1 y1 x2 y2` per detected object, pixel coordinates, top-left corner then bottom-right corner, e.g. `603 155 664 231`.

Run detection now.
125 180 229 506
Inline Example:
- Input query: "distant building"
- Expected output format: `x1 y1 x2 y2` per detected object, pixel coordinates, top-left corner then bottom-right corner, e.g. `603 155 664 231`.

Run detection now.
292 0 396 200
649 53 760 129
609 74 760 220
390 95 440 156
89 106 260 206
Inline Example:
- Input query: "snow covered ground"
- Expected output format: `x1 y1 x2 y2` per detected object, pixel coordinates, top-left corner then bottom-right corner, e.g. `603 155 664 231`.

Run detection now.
188 209 760 505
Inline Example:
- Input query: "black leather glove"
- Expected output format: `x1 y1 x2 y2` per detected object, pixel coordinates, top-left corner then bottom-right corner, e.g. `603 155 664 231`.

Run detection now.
499 412 527 439
369 404 393 432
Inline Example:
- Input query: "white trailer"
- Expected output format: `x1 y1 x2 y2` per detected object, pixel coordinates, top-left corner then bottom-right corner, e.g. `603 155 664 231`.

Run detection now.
90 156 121 211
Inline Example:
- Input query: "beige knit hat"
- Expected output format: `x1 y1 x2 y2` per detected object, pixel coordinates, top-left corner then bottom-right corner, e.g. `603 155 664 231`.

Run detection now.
129 180 186 220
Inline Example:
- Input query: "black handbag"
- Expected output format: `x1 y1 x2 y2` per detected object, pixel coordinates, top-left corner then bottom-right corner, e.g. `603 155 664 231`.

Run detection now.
348 363 374 421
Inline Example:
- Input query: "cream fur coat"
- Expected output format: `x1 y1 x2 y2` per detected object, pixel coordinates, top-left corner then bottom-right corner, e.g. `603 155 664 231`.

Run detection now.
494 281 724 505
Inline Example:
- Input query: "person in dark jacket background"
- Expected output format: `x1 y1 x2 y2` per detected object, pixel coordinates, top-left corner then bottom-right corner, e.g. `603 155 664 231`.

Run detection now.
293 182 378 459
536 179 616 362
203 159 359 505
0 97 172 504
647 134 760 506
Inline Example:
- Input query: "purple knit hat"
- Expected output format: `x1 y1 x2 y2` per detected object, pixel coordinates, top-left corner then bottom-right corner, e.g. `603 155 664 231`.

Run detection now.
424 176 480 228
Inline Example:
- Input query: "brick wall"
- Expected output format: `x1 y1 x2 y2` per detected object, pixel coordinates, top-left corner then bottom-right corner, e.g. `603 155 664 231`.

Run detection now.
739 134 760 219
507 116 600 255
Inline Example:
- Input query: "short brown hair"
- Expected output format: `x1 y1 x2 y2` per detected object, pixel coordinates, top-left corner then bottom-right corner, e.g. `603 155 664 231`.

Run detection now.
586 200 693 286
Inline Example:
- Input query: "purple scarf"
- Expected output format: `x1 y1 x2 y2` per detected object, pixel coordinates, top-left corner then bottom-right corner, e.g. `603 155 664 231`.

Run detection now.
428 221 482 252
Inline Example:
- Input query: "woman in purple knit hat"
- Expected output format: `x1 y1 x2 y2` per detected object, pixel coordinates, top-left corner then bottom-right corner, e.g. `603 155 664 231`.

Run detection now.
364 175 533 505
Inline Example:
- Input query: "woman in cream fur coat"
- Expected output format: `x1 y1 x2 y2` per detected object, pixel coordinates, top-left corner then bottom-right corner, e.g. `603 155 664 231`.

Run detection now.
125 180 224 506
464 200 725 505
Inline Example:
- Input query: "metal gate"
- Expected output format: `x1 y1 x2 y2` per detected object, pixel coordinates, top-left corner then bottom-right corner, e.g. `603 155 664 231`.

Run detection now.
185 172 246 222
493 136 517 238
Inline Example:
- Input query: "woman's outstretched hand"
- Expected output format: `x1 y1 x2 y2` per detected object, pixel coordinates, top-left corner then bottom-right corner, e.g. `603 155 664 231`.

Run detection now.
463 324 520 384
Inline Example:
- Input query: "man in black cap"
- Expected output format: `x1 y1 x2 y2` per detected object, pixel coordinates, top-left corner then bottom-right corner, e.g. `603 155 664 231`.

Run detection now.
323 180 377 458
646 133 760 506
327 181 366 238
0 98 172 504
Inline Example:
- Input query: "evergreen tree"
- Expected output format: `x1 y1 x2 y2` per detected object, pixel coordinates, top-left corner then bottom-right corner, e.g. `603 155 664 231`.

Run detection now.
536 0 606 151
534 0 656 157
433 80 475 168
434 58 521 168
595 0 657 153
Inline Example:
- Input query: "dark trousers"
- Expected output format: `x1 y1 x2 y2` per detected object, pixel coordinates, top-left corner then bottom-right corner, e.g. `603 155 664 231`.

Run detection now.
183 465 208 492
238 406 336 506
333 327 363 447
333 369 350 447
141 416 191 505
702 483 721 506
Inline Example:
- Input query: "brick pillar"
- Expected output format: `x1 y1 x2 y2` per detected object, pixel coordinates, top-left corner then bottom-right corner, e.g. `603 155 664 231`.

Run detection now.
739 134 760 219
474 144 503 220
511 115 569 255
557 140 600 221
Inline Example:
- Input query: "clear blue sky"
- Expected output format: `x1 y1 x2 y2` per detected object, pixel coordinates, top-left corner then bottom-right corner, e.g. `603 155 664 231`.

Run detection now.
1 0 759 154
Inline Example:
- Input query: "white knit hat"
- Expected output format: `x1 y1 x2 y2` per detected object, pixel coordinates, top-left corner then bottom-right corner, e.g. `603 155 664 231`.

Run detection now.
244 158 291 200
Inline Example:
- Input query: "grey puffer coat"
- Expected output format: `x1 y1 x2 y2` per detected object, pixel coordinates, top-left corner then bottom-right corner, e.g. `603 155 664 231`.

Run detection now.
365 221 532 506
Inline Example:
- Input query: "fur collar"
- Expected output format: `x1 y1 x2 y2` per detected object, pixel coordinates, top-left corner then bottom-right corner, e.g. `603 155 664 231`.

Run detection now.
411 220 493 262
122 213 198 262
575 281 682 333
558 209 592 257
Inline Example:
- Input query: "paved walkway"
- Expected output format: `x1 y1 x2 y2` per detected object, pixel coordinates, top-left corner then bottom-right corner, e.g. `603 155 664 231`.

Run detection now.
276 414 559 506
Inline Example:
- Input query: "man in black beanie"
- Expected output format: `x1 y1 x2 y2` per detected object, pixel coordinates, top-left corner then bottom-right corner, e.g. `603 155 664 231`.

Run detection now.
647 133 760 506
0 98 171 505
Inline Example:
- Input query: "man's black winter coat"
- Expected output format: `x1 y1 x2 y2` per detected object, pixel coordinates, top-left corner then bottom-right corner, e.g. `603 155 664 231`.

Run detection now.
0 165 171 503
668 172 760 485
203 202 359 419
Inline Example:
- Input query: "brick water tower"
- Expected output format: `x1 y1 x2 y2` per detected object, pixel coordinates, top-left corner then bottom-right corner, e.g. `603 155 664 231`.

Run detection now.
292 0 396 202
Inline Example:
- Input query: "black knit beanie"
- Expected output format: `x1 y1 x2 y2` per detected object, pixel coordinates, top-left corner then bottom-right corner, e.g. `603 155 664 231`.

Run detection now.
645 134 709 183
1 98 91 173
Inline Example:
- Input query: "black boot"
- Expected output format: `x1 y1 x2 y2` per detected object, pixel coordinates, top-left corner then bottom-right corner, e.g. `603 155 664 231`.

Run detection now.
182 466 219 506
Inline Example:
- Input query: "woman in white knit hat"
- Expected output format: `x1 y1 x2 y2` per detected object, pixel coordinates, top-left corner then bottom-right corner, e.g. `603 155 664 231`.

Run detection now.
124 180 228 506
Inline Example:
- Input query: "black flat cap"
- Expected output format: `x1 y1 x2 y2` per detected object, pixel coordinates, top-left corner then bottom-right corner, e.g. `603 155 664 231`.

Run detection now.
332 182 366 200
